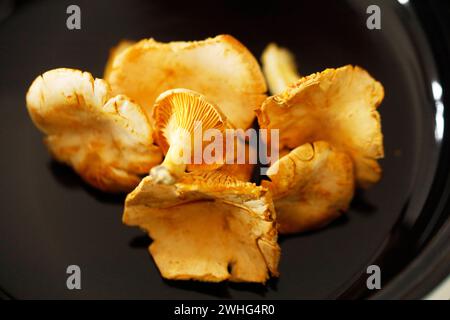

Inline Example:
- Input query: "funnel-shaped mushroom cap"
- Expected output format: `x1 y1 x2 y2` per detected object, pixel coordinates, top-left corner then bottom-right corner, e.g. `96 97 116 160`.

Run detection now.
106 35 267 129
26 68 162 192
123 170 280 283
261 43 300 95
104 40 134 80
263 141 354 234
258 65 384 187
152 89 228 176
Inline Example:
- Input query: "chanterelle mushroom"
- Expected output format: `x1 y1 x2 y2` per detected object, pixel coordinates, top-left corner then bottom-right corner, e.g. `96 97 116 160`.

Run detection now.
261 43 300 95
26 68 162 192
104 40 135 80
258 65 384 188
123 169 280 283
262 141 354 234
105 35 267 129
151 89 228 180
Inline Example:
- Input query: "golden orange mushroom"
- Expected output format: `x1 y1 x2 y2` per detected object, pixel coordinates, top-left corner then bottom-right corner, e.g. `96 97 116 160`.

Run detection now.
106 35 267 129
263 141 354 234
258 65 384 187
26 68 162 192
261 43 300 94
123 170 280 283
150 89 228 181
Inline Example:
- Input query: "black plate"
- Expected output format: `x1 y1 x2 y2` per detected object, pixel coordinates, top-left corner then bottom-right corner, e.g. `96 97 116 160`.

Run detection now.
0 0 449 299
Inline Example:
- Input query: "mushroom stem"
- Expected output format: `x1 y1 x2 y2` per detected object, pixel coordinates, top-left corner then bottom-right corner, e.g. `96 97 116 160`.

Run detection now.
154 129 192 181
160 142 188 176
152 89 230 175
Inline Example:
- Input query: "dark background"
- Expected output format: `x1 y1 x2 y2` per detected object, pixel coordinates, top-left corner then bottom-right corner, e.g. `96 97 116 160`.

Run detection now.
0 0 449 299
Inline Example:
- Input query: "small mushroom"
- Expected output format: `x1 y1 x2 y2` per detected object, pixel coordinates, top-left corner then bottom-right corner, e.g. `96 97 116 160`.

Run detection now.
262 141 354 234
261 43 300 95
150 89 228 180
123 169 280 283
258 65 384 188
26 68 162 192
105 35 267 129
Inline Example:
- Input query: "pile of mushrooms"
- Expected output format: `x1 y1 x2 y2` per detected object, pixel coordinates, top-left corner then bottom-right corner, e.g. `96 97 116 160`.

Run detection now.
25 35 384 283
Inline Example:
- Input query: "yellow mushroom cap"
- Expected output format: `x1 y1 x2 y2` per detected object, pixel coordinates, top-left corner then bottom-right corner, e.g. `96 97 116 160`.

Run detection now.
104 40 135 80
261 43 300 95
263 141 354 234
26 68 162 192
258 65 384 188
106 35 267 129
123 170 280 283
